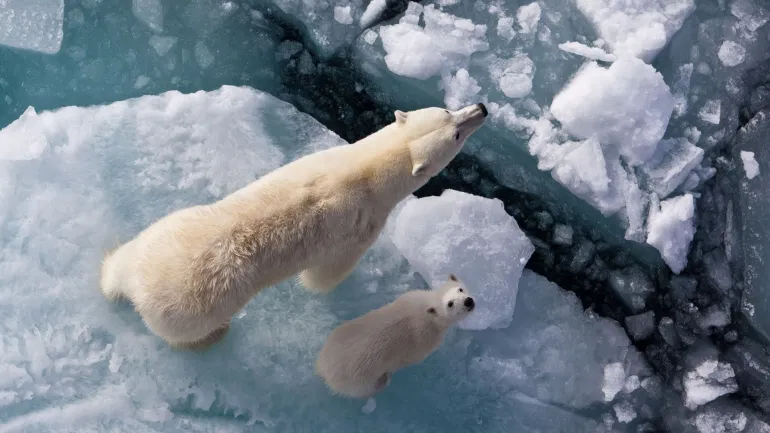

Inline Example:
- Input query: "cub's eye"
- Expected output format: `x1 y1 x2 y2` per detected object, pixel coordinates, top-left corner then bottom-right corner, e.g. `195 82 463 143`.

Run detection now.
458 288 464 293
448 301 454 308
444 109 450 114
454 132 460 140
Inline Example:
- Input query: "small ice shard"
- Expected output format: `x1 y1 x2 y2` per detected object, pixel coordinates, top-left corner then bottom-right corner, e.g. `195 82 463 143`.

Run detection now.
149 35 177 57
625 311 655 341
602 362 626 402
516 2 541 34
441 69 481 110
194 42 214 69
699 100 721 125
608 265 655 313
0 0 65 54
717 41 747 67
558 41 617 62
361 397 376 414
489 54 535 99
552 224 574 246
645 194 696 274
613 401 637 423
550 57 674 166
132 0 164 32
360 0 387 28
391 189 535 330
0 106 49 161
740 151 759 179
683 359 739 409
133 75 151 89
334 5 354 25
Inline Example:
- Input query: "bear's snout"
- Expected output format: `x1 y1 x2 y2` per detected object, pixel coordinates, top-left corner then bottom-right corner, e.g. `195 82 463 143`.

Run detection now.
476 103 488 117
464 297 475 311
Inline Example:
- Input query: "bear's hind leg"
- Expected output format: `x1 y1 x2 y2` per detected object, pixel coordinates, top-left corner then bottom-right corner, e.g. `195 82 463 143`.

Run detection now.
298 248 366 293
171 321 231 352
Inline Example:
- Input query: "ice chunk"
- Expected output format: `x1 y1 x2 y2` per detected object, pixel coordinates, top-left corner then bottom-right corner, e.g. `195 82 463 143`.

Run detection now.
194 42 215 69
684 360 739 409
640 138 705 198
731 0 770 32
0 0 65 54
552 224 574 246
132 0 164 32
558 41 617 62
699 100 722 125
378 3 489 80
740 151 759 180
391 189 535 330
334 5 354 24
608 265 655 313
441 69 482 110
489 54 535 99
574 0 696 62
718 41 747 67
550 57 674 166
360 0 387 28
470 271 653 411
516 2 541 34
614 401 637 423
0 107 48 161
602 362 626 401
646 194 696 274
625 311 655 341
148 35 177 57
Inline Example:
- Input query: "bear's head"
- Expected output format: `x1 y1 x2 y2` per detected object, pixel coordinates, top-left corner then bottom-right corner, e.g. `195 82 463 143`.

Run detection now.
426 273 475 325
395 103 487 179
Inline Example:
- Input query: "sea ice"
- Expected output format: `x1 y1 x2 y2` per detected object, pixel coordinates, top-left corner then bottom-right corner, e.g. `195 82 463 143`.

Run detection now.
132 0 164 32
645 193 696 274
558 41 617 62
391 189 535 330
640 138 705 198
740 151 759 180
574 0 696 62
0 107 48 161
470 271 655 413
717 41 747 67
550 57 674 167
0 0 65 54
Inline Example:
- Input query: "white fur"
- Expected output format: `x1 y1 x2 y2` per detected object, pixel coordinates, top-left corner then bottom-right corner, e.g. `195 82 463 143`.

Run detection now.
99 104 487 350
316 275 475 398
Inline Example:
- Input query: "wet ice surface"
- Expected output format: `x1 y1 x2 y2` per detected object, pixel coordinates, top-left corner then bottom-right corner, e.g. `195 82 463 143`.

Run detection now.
2 0 770 431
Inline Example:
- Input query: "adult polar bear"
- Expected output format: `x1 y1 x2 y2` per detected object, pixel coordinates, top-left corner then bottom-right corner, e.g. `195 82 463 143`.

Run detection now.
100 103 488 350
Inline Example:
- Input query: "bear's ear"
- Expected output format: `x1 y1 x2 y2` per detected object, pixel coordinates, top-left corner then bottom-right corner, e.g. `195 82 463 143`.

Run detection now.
395 110 408 124
412 162 426 177
449 273 457 282
426 307 437 316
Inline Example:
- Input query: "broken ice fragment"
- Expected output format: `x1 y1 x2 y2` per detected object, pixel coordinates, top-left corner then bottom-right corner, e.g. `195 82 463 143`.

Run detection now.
391 189 535 330
132 0 164 32
640 138 704 199
625 311 655 341
149 35 177 57
613 401 637 423
717 41 747 67
683 359 738 409
0 0 65 54
441 69 481 110
557 41 617 62
516 2 541 34
608 265 655 313
0 106 49 161
552 224 574 246
334 6 354 25
658 317 681 347
489 54 535 99
602 362 626 402
699 100 721 125
740 151 759 179
360 0 387 28
645 194 696 274
550 57 674 166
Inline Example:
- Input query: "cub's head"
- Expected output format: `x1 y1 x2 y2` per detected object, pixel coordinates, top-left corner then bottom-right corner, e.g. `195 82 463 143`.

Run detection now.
395 103 487 179
426 274 475 325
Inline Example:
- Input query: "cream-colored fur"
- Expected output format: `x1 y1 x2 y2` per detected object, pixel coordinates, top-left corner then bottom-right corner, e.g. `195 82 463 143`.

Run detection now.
316 275 475 398
99 103 487 350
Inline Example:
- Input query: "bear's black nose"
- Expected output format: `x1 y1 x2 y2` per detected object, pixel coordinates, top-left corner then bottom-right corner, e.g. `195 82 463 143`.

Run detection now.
464 297 475 310
477 103 488 117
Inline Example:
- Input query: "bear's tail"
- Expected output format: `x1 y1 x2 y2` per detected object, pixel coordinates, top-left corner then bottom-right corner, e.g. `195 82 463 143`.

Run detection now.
99 237 127 302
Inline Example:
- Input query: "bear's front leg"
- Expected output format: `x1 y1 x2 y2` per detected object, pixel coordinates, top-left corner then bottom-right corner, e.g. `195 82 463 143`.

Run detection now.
298 237 378 293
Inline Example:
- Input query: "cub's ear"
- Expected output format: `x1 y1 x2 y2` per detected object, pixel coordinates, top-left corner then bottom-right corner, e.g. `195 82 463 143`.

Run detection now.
426 307 437 315
412 162 426 177
395 110 408 124
449 273 458 282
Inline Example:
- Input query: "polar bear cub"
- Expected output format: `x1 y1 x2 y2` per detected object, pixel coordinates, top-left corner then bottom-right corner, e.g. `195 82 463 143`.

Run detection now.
316 274 475 398
100 103 488 350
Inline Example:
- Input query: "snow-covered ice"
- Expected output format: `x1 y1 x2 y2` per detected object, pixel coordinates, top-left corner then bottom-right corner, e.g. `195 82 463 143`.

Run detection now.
646 194 696 274
0 0 65 54
740 151 759 180
684 359 739 409
574 0 695 62
558 41 617 62
391 189 535 330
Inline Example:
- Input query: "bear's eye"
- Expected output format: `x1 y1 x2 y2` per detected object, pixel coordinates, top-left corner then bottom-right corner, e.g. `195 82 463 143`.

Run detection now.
454 132 460 140
458 288 463 293
448 301 454 308
444 109 450 114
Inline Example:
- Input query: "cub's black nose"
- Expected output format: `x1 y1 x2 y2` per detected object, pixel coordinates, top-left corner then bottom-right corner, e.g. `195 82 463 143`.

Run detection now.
464 297 475 310
477 103 488 117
